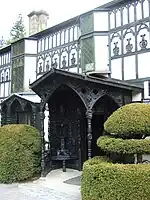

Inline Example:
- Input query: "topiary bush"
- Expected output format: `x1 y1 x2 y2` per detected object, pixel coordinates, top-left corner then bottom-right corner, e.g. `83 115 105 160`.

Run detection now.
104 103 150 138
81 158 150 200
81 103 150 200
100 103 150 163
97 135 150 154
0 124 41 183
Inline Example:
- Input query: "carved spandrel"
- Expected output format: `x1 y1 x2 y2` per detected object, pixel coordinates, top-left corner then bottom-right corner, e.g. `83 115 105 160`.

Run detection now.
40 82 60 105
69 79 124 109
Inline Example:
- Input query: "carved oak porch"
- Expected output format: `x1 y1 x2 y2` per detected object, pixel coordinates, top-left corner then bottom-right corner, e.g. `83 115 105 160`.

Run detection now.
30 68 143 176
1 94 39 128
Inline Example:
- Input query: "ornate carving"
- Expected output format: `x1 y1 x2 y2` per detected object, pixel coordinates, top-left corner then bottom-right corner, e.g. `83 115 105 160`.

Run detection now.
40 82 60 106
126 38 133 53
113 42 120 56
86 109 93 120
139 34 148 49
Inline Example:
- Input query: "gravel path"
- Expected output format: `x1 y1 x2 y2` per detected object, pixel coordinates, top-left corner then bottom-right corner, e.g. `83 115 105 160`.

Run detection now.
0 169 81 200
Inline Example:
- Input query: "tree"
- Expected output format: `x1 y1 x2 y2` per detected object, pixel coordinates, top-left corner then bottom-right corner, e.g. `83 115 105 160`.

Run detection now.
9 13 26 43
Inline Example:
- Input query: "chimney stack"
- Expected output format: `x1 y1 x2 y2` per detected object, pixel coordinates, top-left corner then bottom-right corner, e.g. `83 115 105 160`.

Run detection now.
28 10 49 35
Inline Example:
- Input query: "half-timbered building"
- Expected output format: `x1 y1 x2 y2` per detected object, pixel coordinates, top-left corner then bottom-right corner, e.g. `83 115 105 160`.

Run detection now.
1 0 150 175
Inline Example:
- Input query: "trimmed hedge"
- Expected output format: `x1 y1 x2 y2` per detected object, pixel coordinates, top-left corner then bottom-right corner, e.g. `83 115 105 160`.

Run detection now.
81 157 150 200
97 136 150 154
104 103 150 137
0 124 41 183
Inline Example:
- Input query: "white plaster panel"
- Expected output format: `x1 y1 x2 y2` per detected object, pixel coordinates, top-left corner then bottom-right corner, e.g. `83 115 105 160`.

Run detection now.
94 12 108 31
143 0 149 18
25 39 37 54
0 84 4 97
136 1 142 20
123 7 128 25
129 4 135 23
24 56 36 91
4 82 9 97
132 92 142 102
138 52 150 78
116 10 121 27
110 12 115 29
124 56 136 80
94 36 109 72
111 58 122 80
144 81 149 98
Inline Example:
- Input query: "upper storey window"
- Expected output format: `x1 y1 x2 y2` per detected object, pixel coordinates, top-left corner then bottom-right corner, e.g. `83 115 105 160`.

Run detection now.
109 0 150 30
12 41 24 57
37 25 79 53
143 0 149 18
136 1 142 20
0 52 11 66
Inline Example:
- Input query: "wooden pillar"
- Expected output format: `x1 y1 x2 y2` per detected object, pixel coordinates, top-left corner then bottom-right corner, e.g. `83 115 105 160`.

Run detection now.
32 106 36 127
6 107 11 125
47 114 50 151
77 119 82 170
40 102 45 177
86 109 93 159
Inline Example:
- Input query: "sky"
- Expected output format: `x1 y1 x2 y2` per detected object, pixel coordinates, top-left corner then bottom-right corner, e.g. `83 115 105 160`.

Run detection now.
0 0 111 40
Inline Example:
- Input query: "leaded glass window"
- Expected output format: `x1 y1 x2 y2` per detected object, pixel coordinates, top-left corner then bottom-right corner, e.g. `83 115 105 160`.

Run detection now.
11 58 24 93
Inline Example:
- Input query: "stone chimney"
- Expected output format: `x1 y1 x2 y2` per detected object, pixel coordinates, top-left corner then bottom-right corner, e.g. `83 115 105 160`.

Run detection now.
28 10 49 35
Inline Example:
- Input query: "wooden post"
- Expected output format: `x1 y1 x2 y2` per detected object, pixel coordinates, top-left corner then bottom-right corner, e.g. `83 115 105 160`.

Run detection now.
86 109 93 159
40 102 45 177
32 106 36 127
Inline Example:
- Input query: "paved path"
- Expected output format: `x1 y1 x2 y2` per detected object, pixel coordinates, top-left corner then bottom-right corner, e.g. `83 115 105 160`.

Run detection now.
0 169 81 200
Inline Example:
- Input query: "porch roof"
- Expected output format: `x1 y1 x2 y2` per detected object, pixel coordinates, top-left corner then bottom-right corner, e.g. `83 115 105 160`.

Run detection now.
30 68 143 96
1 93 40 106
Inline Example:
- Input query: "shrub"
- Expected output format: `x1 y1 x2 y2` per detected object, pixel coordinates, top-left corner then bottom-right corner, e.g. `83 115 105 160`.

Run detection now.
81 157 150 200
104 103 150 137
0 124 41 183
97 136 150 154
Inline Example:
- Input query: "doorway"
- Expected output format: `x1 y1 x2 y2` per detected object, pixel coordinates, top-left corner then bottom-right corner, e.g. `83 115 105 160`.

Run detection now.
91 114 104 157
48 84 86 170
91 95 119 158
